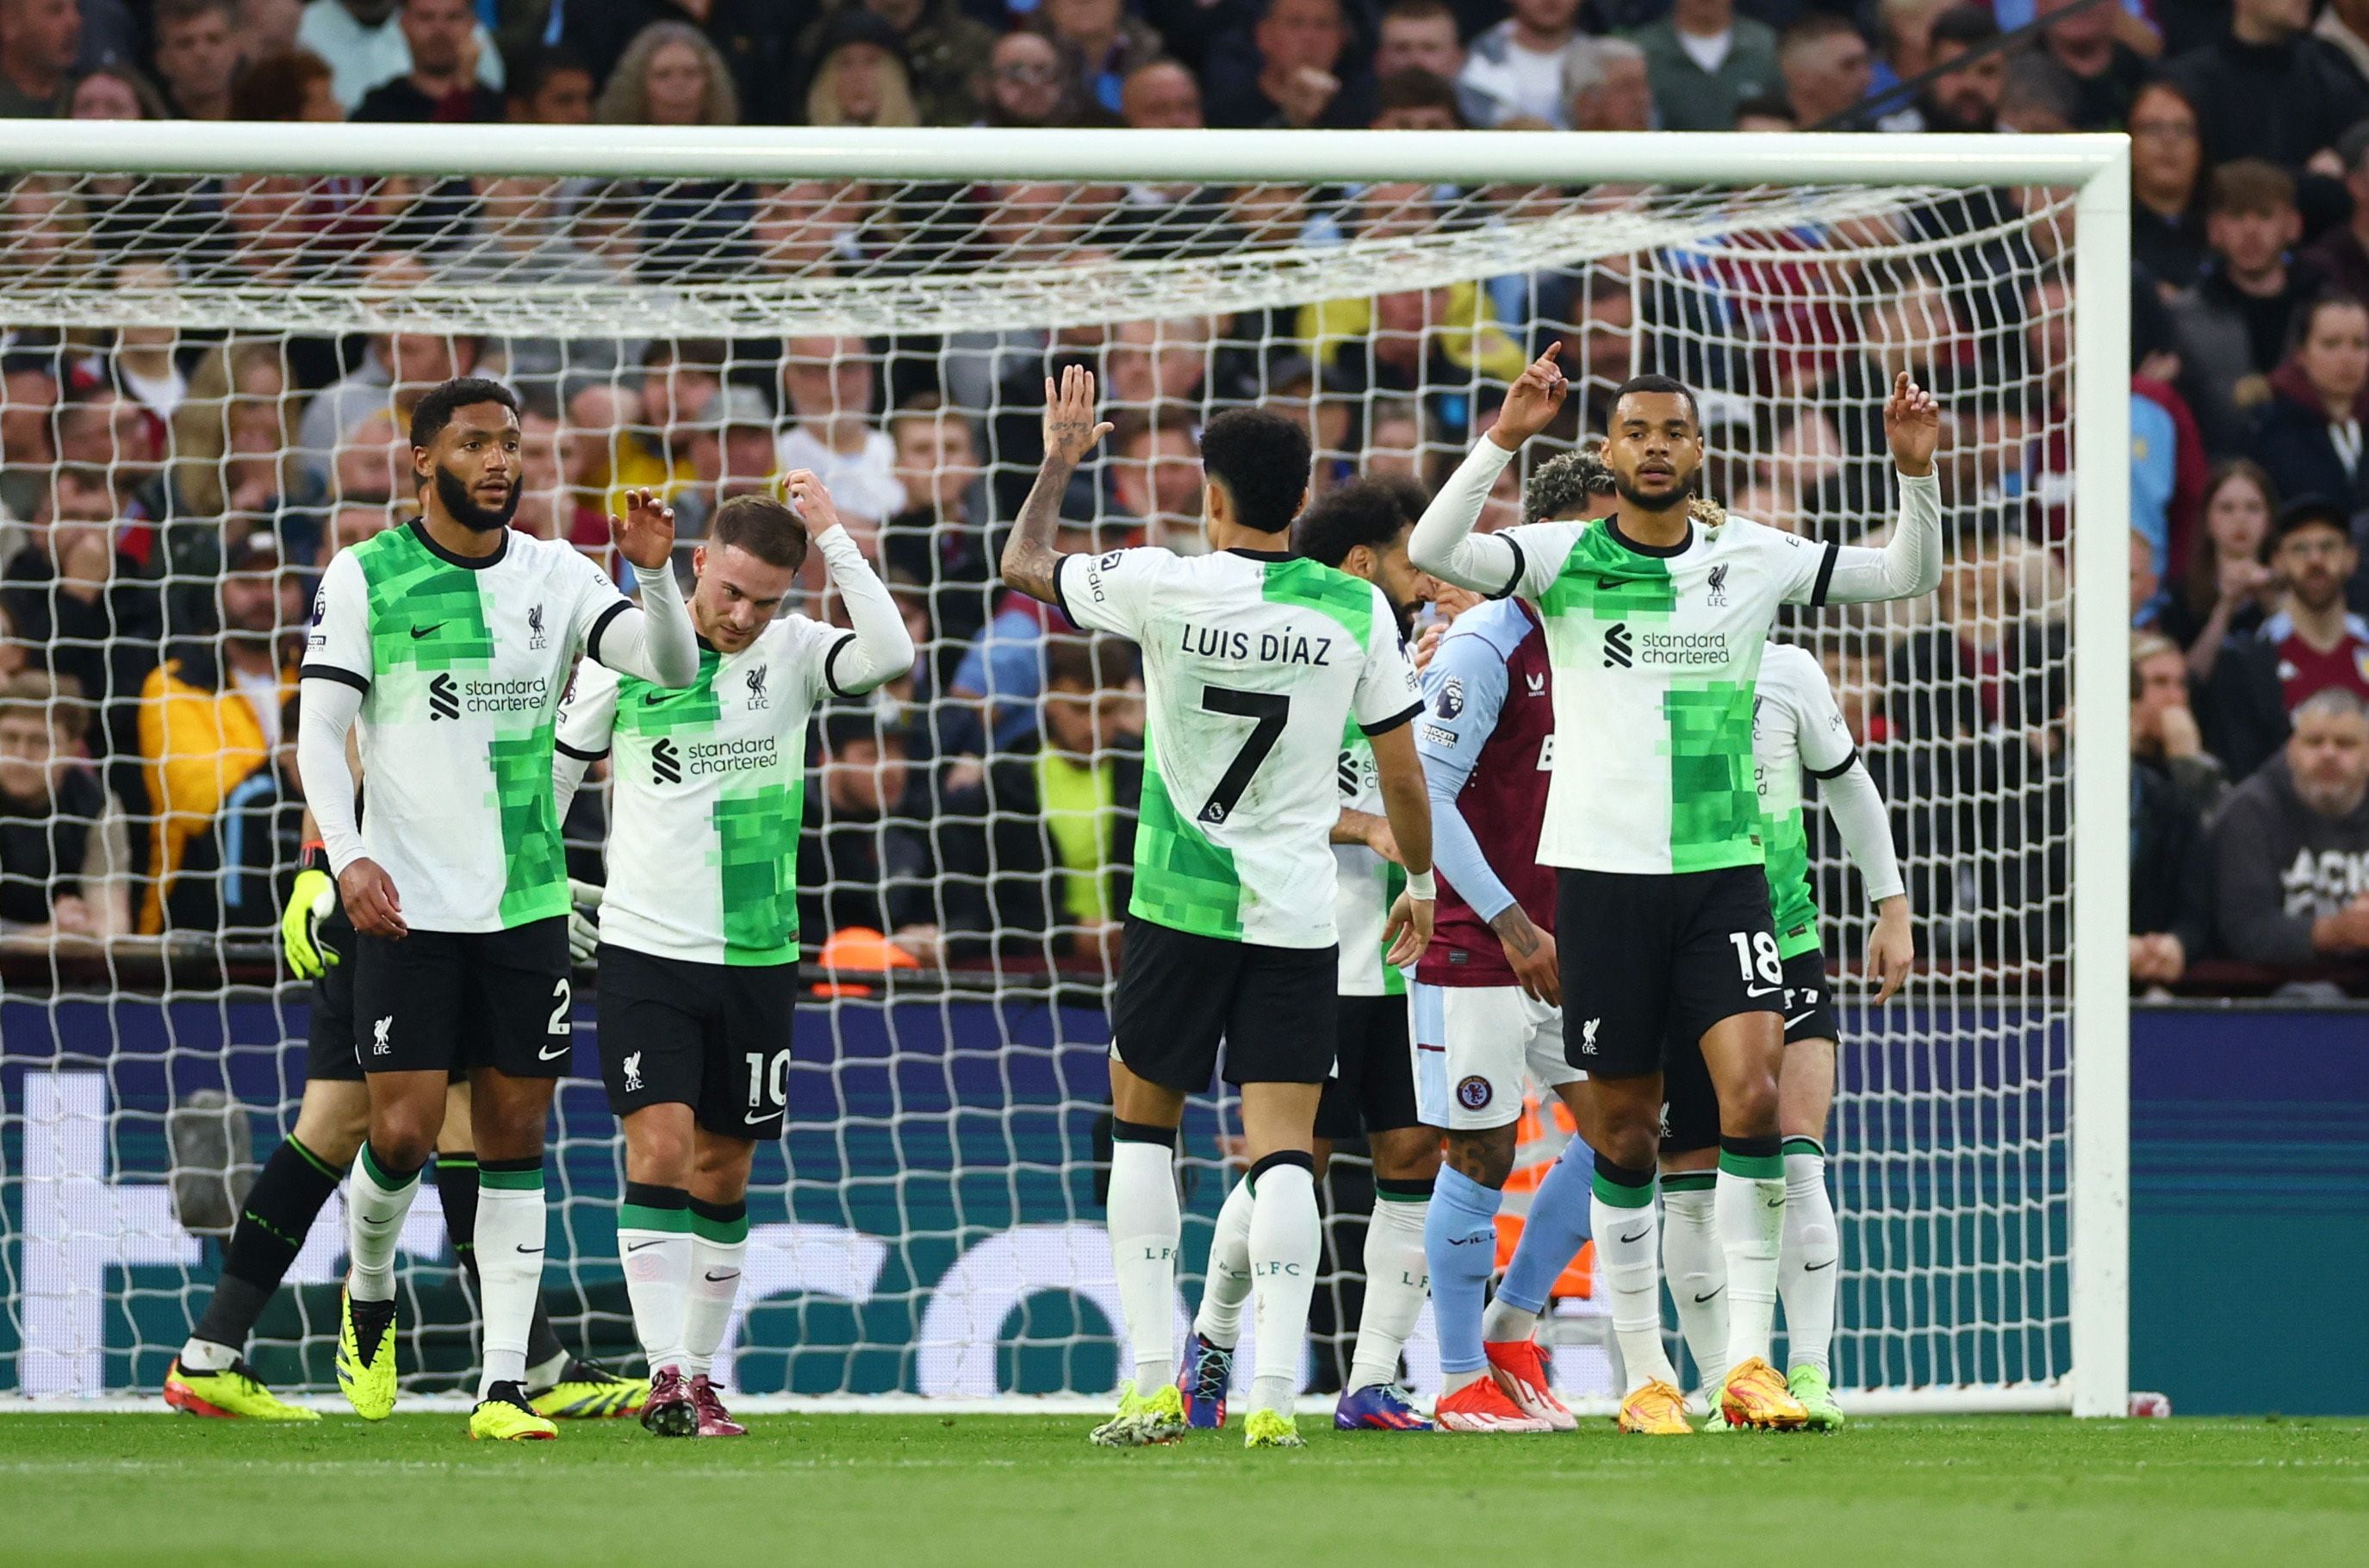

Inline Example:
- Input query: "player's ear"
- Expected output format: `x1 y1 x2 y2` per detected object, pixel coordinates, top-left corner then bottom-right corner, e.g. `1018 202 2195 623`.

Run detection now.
690 544 707 579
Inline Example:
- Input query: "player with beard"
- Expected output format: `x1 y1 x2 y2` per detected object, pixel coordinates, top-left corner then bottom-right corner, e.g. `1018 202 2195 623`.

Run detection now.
1412 351 1940 1434
1176 476 1441 1434
299 376 700 1440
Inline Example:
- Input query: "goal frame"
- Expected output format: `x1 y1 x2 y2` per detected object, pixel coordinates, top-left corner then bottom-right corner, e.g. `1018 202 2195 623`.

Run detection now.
0 123 2131 1418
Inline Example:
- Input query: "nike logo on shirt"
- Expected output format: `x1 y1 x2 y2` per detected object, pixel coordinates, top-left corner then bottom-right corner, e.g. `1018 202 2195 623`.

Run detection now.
409 623 444 639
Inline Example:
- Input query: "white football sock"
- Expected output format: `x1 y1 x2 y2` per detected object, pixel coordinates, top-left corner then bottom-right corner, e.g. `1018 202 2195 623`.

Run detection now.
1781 1144 1839 1378
1347 1190 1430 1393
472 1164 547 1397
345 1144 422 1304
1592 1186 1680 1392
682 1229 749 1379
1247 1159 1320 1416
1716 1151 1786 1378
619 1185 693 1377
177 1337 237 1372
1192 1174 1255 1350
1660 1179 1728 1397
1107 1134 1182 1391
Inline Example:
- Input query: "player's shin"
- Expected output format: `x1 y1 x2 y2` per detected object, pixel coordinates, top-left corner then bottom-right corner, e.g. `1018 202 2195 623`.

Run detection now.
1346 1177 1432 1394
1589 1154 1681 1390
474 1156 548 1397
1107 1122 1183 1391
1246 1151 1320 1417
1715 1136 1786 1377
1659 1172 1729 1398
1488 1148 1593 1344
184 1136 343 1367
1427 1167 1501 1392
682 1197 749 1378
619 1183 693 1374
1780 1137 1838 1378
347 1142 426 1302
1192 1173 1255 1351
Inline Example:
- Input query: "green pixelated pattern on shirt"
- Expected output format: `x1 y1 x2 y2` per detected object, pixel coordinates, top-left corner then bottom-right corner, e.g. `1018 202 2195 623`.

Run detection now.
1761 806 1823 958
488 718 568 926
1663 681 1763 874
616 650 724 736
1129 728 1243 940
356 527 494 672
1259 557 1374 650
714 781 803 965
1537 524 1681 622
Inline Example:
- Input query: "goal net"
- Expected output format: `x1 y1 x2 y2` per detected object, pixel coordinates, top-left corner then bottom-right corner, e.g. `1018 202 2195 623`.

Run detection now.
0 125 2128 1414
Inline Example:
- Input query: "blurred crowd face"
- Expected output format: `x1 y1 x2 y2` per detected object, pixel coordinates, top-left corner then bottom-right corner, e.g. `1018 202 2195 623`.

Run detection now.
755 181 867 271
2208 196 2299 284
2131 643 2189 744
2 365 58 468
1105 319 1208 406
2127 95 2199 212
781 336 875 426
401 0 476 83
1041 668 1140 759
0 707 60 806
69 70 145 119
2299 301 2369 410
217 558 282 639
644 353 722 439
237 0 305 59
1783 31 1873 128
892 413 980 516
156 2 240 109
0 0 81 85
1573 51 1653 132
2289 702 2369 817
1927 37 2005 128
516 60 594 123
1122 60 1202 128
1377 9 1462 80
824 733 907 818
985 32 1063 126
2205 471 2273 563
644 38 712 127
1046 0 1123 47
1111 424 1200 523
2277 520 2356 614
1258 0 1346 74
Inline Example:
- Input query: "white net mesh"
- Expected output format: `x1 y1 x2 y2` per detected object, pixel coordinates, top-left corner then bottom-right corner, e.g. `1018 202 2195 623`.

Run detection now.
0 159 2084 1404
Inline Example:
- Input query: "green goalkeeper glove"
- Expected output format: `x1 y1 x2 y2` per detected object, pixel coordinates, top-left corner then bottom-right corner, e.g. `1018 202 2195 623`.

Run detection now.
281 868 339 980
567 878 605 965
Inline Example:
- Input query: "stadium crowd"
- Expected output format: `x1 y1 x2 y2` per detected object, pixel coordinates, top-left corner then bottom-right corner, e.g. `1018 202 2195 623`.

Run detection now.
1 0 2367 997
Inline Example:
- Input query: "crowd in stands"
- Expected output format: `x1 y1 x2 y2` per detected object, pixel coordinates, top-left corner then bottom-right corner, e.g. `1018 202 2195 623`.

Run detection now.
3 0 2369 998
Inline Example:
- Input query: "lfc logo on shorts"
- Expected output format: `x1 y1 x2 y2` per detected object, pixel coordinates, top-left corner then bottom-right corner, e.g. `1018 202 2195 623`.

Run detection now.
622 1051 644 1092
1456 1074 1492 1111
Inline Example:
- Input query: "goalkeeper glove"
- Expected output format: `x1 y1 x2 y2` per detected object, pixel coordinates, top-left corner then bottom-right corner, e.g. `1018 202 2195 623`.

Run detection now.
281 866 339 980
567 878 605 965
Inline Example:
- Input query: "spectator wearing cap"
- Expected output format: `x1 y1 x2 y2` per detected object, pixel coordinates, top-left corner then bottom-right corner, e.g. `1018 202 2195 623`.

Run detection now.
1630 0 1777 133
1771 13 1867 130
777 335 907 533
0 0 80 117
2167 0 2369 170
2304 125 2369 306
2250 294 2369 522
134 533 299 934
2209 685 2369 968
804 8 920 128
2167 159 2317 457
0 671 132 943
941 636 1144 973
2259 497 2369 712
670 383 780 545
799 711 941 961
1209 0 1374 131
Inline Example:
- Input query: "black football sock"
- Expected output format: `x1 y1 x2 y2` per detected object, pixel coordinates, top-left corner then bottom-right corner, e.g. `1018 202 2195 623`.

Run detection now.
188 1136 343 1361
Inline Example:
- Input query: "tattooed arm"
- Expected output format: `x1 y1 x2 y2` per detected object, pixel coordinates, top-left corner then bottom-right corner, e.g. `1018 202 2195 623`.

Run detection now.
999 363 1115 606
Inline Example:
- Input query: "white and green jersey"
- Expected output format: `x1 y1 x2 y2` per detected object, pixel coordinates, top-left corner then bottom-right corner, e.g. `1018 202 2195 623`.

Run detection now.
1753 643 1857 960
556 616 849 966
1056 546 1423 949
302 520 633 932
1333 726 1407 996
1492 513 1835 875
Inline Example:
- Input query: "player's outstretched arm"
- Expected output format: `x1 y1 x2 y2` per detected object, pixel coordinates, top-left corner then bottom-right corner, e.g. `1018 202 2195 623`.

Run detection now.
787 470 917 694
1000 364 1112 606
1408 345 1566 594
1818 372 1943 605
1819 758 1912 1002
1372 722 1437 967
589 488 701 687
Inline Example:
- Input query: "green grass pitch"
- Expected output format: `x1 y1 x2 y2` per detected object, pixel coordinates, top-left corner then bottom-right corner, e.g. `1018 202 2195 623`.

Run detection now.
0 1414 2361 1565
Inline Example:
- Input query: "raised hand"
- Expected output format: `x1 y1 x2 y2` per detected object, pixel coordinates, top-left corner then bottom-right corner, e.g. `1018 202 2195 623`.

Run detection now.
609 487 677 572
1489 344 1569 451
1883 370 1940 478
784 470 841 538
1041 364 1114 467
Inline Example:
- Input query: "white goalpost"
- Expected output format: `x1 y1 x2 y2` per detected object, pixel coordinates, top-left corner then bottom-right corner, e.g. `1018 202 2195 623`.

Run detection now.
0 123 2127 1416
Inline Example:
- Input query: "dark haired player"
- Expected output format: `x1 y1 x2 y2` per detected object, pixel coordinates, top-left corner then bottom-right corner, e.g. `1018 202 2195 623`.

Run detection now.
1178 476 1443 1434
1411 350 1941 1434
552 477 911 1438
299 376 701 1440
1003 368 1436 1449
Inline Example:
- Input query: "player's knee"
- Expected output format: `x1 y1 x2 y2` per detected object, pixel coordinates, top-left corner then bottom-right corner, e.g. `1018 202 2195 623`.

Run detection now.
367 1119 435 1172
626 1119 695 1185
1444 1128 1515 1188
1718 1074 1781 1136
